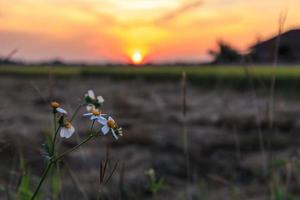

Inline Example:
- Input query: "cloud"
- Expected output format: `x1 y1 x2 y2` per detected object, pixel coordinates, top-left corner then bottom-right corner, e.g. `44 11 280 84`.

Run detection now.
155 0 203 24
72 4 118 24
71 0 204 28
61 3 135 29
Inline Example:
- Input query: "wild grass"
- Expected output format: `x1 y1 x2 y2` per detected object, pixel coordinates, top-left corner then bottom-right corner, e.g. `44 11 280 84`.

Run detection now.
2 65 300 199
2 65 300 90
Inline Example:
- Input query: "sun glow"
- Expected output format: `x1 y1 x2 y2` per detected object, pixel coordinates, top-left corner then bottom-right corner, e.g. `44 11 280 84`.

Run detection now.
1 0 299 62
131 51 143 65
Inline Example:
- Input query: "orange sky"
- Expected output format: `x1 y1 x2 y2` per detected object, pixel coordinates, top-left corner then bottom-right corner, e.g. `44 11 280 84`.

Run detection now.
0 0 299 63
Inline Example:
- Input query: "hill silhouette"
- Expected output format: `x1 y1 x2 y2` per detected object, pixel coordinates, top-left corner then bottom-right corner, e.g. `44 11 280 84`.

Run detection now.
250 28 300 63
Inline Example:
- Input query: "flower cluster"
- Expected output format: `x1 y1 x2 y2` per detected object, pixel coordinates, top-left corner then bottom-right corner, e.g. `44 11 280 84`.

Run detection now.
85 90 104 111
83 90 123 140
51 101 74 138
32 90 123 200
50 90 123 140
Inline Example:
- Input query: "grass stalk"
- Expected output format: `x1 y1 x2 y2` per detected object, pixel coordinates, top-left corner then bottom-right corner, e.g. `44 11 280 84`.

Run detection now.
51 125 61 156
31 134 96 200
181 71 190 198
48 65 54 100
63 160 89 200
242 62 268 176
31 162 53 200
53 134 95 162
268 10 288 128
70 104 84 122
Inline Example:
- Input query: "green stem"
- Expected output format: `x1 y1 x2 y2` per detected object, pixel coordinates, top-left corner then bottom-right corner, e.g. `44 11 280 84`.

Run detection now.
70 104 84 122
31 103 92 200
53 134 95 162
53 112 57 135
53 121 96 163
31 134 95 200
52 113 61 199
91 120 95 132
51 126 61 156
31 162 53 200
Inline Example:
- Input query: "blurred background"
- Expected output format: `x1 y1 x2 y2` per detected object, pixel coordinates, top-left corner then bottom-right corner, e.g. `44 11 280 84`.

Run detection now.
1 0 300 199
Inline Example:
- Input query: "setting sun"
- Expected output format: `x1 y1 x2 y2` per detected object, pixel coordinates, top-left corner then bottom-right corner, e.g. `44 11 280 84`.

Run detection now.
0 0 299 63
131 51 143 65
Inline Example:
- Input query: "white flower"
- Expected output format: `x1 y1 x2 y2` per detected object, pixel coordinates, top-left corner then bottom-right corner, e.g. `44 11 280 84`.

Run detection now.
60 122 75 138
83 108 103 121
88 90 95 99
56 107 67 115
86 90 104 103
98 116 119 140
97 96 104 104
85 90 104 111
86 104 95 112
51 101 67 115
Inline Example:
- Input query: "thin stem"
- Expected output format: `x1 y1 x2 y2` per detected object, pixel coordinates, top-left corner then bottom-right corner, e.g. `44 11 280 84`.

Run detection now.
31 162 53 200
70 104 84 122
91 120 95 132
269 11 287 129
63 160 89 200
53 112 57 135
181 72 190 184
32 132 95 200
51 113 61 199
53 134 95 163
51 126 61 155
31 106 94 200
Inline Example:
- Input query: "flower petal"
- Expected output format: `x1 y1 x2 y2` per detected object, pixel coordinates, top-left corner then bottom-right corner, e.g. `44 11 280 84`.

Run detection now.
90 115 99 120
65 126 75 138
56 107 67 115
97 96 104 103
88 90 95 99
60 128 67 138
101 125 109 135
83 113 93 116
86 104 94 112
111 129 118 140
97 117 107 125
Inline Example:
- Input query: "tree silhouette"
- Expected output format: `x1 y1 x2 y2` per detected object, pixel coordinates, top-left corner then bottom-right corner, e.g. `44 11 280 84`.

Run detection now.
209 40 241 64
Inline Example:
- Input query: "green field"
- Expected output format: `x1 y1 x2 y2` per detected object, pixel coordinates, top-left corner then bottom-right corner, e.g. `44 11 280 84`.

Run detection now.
2 65 300 90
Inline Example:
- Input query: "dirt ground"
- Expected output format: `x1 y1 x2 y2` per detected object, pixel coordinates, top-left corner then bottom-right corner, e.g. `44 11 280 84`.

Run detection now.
1 76 300 199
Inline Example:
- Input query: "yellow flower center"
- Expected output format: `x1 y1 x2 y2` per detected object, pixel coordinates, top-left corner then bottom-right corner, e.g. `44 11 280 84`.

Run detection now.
64 122 72 128
107 119 117 129
51 101 60 109
92 109 101 116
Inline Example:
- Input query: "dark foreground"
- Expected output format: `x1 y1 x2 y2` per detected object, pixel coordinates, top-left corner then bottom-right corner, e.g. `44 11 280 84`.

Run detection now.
1 76 300 199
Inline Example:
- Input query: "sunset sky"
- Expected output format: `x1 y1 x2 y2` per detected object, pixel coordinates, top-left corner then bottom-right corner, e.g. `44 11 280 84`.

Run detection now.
0 0 299 63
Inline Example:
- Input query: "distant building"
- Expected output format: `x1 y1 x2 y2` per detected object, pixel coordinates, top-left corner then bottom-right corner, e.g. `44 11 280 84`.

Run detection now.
250 29 300 63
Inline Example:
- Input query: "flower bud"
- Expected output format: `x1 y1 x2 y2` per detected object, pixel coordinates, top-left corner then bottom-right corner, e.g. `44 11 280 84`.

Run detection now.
51 101 60 109
92 109 101 116
107 119 117 129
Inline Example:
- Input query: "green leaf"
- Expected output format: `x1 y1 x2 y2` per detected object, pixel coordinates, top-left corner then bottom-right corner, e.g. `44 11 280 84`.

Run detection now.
85 96 93 103
295 161 300 172
270 158 288 168
50 168 61 199
19 151 26 173
16 172 33 200
148 178 166 195
42 144 52 162
0 185 6 192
